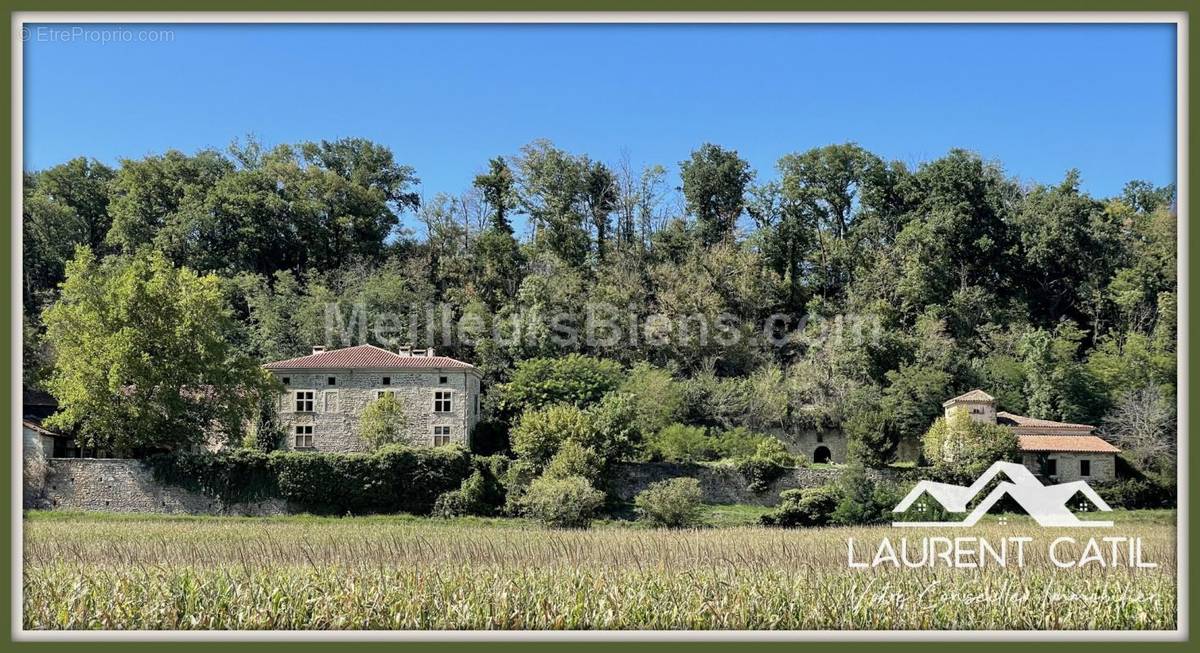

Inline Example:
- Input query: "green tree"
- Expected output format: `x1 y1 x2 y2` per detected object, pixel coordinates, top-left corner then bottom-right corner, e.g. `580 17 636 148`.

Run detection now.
495 354 623 418
42 248 269 452
679 143 753 246
921 409 1019 483
358 395 413 450
509 404 593 468
474 156 519 233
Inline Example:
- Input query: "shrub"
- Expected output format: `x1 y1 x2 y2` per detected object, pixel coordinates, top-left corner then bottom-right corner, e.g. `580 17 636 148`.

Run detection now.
634 477 703 528
647 423 714 463
735 437 802 493
760 487 840 528
495 354 623 419
145 449 276 504
358 395 412 450
829 466 903 527
711 426 766 459
510 404 592 468
501 458 541 515
542 440 602 482
583 392 642 461
1097 476 1176 509
921 408 1019 483
519 475 605 528
433 470 490 518
252 393 285 452
619 363 685 435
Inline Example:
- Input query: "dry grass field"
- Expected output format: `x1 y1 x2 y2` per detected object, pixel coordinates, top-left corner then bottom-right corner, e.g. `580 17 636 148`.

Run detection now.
22 511 1176 631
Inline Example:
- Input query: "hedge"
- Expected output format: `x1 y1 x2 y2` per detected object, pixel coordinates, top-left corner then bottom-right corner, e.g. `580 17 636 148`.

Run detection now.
145 444 475 515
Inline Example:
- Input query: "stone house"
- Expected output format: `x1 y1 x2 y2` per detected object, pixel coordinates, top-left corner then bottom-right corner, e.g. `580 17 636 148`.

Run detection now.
263 344 481 452
942 389 1120 483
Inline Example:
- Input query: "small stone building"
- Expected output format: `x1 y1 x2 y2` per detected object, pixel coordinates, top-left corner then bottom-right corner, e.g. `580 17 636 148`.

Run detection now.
263 344 481 452
942 390 1120 483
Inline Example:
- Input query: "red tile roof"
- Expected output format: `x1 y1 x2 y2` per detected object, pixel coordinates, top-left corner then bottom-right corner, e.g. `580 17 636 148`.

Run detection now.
943 389 995 407
997 411 1096 436
263 345 475 371
1018 435 1120 454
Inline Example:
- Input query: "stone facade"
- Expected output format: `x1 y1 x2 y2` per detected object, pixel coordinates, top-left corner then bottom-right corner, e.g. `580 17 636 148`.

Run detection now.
39 459 288 515
774 428 847 464
608 462 909 506
273 368 481 453
1021 452 1117 484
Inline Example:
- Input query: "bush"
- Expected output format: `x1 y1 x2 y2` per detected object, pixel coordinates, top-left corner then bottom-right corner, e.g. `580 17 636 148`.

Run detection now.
921 408 1019 484
149 445 473 515
1097 477 1176 509
358 395 412 450
145 449 276 504
646 424 714 463
433 470 490 518
735 437 802 493
583 392 643 461
760 487 840 527
510 404 592 468
618 363 685 435
711 426 766 459
519 475 605 528
760 468 903 528
542 440 602 482
495 354 623 419
634 477 703 528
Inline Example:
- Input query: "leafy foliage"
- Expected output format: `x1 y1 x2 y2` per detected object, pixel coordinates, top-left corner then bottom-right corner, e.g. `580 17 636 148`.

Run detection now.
921 409 1020 483
518 475 605 528
634 477 704 528
358 395 413 450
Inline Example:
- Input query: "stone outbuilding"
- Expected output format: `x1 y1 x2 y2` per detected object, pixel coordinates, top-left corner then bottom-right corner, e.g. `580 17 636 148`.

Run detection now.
263 344 481 452
942 390 1120 483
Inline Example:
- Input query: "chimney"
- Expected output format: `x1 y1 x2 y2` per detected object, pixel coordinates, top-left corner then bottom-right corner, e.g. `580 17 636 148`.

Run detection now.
312 345 326 355
398 345 412 356
425 347 435 357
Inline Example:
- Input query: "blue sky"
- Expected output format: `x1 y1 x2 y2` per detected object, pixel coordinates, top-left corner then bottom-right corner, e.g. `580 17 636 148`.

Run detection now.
24 23 1176 216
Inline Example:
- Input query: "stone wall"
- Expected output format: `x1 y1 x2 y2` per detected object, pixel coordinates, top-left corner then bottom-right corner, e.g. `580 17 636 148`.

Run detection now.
1020 452 1118 484
39 459 288 515
608 462 908 506
273 368 480 453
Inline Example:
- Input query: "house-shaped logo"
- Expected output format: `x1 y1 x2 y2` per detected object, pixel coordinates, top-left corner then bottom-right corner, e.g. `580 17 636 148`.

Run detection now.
892 461 1113 528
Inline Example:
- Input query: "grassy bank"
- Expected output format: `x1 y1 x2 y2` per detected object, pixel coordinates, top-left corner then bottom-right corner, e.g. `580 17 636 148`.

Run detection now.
23 511 1176 630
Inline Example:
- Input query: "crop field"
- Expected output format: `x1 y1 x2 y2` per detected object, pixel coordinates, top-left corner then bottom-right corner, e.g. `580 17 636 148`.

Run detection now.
23 511 1177 631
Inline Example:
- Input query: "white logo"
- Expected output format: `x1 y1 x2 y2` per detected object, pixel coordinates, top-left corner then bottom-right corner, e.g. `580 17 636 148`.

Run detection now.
892 461 1113 528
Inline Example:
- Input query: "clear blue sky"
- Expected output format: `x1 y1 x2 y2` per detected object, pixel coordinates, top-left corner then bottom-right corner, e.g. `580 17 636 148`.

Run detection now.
24 23 1176 213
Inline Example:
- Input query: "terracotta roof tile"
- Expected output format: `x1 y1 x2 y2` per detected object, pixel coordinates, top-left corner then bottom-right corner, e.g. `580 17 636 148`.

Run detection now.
943 389 994 407
264 345 475 371
997 411 1095 433
1017 435 1120 454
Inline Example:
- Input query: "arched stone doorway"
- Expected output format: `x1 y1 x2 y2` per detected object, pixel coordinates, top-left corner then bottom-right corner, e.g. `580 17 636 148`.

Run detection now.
813 446 832 464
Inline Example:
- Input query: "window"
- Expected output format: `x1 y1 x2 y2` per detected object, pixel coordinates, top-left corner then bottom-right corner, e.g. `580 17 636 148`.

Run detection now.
294 425 313 449
432 425 452 447
382 376 391 386
281 377 290 385
375 389 397 401
1046 458 1058 477
294 390 315 412
327 376 337 386
817 432 824 443
1080 459 1091 477
323 391 339 413
439 376 448 384
433 390 453 413
474 394 479 417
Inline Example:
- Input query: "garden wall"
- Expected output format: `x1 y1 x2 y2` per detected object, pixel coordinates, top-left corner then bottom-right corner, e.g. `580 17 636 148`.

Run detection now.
39 459 289 515
608 462 907 506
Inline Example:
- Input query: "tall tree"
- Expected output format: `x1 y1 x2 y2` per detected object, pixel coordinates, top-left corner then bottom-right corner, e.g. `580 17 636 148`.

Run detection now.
42 248 271 452
679 143 753 246
474 157 518 233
